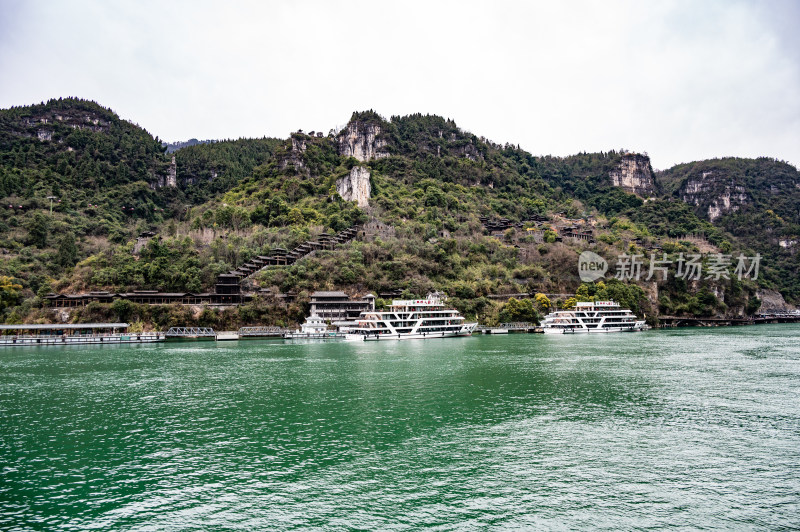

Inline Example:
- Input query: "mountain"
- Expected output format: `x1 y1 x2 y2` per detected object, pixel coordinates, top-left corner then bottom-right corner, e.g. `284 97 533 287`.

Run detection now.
659 157 799 223
658 158 800 300
163 138 211 153
1 100 798 328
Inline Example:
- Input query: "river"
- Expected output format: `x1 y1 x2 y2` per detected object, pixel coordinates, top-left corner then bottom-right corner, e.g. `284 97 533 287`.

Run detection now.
1 325 799 530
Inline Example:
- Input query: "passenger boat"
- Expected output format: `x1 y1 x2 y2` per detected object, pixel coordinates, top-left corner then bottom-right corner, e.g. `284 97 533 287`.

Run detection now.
541 300 647 334
345 294 477 341
284 314 343 339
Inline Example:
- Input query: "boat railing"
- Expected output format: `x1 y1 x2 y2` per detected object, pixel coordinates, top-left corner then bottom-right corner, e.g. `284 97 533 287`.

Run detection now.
1 332 162 340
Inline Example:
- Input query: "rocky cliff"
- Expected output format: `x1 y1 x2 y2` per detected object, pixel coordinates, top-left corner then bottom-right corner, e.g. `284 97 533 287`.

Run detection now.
279 134 307 170
336 166 371 207
337 121 388 162
152 155 178 188
676 170 750 222
609 153 655 196
756 289 795 312
3 101 114 143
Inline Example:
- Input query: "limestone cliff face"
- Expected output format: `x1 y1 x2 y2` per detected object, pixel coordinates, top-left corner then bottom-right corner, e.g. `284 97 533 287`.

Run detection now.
151 155 178 189
454 141 482 162
336 166 371 207
337 122 388 161
279 134 307 170
756 289 795 312
609 153 655 196
679 171 749 222
166 155 177 187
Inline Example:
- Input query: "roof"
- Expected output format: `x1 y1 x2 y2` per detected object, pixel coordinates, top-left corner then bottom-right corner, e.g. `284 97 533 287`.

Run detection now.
122 292 191 297
311 291 348 297
44 293 101 299
0 323 129 330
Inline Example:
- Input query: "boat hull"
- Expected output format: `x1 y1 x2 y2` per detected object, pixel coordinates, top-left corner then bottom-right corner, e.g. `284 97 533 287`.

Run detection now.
284 333 344 340
345 329 476 342
1 334 164 346
542 325 646 334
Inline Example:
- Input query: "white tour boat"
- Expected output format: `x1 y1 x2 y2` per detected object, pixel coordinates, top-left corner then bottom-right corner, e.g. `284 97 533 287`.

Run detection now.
541 300 647 334
285 314 343 339
345 294 477 341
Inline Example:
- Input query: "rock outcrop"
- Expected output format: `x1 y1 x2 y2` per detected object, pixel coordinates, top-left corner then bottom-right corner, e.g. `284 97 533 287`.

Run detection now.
336 166 371 207
756 289 795 312
337 122 388 161
152 155 177 188
454 141 482 162
679 171 749 222
609 153 655 196
166 155 177 187
279 134 307 170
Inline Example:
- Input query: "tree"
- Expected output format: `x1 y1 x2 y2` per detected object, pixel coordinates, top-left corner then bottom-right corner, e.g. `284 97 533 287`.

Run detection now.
0 276 23 313
250 205 270 226
498 297 539 323
112 299 134 322
26 212 50 248
215 205 233 227
57 231 78 268
534 293 551 311
576 284 592 301
288 207 304 225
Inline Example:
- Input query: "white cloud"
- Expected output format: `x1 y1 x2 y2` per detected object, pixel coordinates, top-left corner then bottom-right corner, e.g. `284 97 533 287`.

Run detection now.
1 0 798 169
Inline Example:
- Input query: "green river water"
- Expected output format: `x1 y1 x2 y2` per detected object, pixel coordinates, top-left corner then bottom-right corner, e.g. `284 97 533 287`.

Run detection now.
1 325 799 530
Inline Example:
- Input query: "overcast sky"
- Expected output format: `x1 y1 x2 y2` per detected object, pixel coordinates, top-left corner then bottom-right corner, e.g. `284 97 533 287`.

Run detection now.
1 0 799 170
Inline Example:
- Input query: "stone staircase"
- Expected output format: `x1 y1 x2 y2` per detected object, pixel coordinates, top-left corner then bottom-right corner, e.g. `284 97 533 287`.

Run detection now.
215 225 361 291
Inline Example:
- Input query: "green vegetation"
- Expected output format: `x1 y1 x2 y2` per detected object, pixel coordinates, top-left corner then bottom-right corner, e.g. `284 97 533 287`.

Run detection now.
1 100 797 327
175 137 284 203
658 157 800 301
0 276 22 313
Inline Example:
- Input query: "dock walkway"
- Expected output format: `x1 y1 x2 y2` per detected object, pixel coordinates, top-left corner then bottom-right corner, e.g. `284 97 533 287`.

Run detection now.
475 323 543 334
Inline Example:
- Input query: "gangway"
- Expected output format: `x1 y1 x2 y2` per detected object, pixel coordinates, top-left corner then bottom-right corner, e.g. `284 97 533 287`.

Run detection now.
475 322 542 334
238 326 288 338
165 327 217 340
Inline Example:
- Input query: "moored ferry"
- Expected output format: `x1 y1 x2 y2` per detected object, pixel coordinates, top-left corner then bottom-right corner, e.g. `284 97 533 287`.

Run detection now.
345 294 477 341
285 314 343 339
541 300 647 334
0 323 164 346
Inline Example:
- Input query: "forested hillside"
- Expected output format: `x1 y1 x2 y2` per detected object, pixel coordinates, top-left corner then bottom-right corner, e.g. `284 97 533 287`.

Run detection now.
1 99 797 327
658 158 800 300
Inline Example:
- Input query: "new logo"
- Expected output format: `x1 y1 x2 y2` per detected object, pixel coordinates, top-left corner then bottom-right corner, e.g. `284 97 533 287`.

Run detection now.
578 251 608 282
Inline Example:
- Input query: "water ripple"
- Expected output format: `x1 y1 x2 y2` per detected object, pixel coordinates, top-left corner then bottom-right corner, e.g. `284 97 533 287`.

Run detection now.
1 326 799 529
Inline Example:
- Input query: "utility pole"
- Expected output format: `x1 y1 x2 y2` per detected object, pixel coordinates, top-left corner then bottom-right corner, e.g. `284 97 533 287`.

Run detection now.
46 196 57 215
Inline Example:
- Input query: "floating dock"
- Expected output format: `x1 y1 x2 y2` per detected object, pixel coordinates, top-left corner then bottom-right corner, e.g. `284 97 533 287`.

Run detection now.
0 323 164 346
